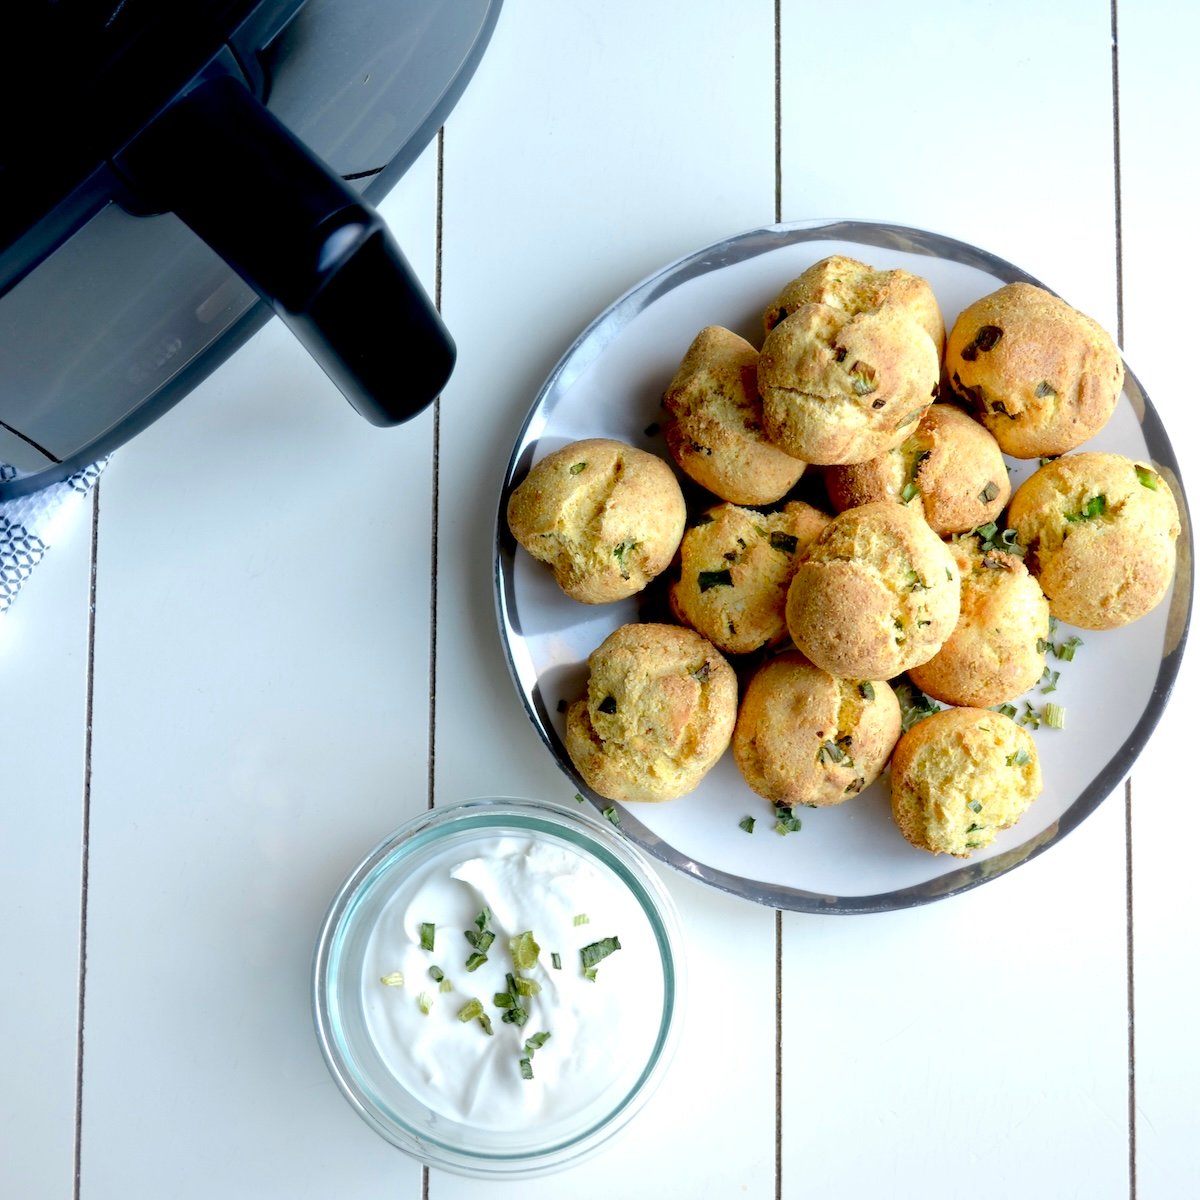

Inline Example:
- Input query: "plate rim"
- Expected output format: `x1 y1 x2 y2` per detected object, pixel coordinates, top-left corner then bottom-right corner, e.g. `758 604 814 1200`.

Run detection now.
492 217 1195 913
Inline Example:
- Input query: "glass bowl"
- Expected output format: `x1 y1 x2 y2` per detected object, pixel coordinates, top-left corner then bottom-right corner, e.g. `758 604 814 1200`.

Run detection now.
312 797 685 1178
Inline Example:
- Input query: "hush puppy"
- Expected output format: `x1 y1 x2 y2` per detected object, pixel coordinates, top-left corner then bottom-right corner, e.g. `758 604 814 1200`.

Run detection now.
757 301 940 465
669 501 830 656
907 536 1051 707
732 651 901 808
762 253 945 352
890 706 1043 857
824 403 1010 535
565 623 738 802
507 438 686 603
663 325 807 504
785 501 961 679
945 282 1124 458
1006 451 1181 629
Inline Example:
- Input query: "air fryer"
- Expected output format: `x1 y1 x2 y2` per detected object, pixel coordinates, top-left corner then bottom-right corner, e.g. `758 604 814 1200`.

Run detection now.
0 0 502 500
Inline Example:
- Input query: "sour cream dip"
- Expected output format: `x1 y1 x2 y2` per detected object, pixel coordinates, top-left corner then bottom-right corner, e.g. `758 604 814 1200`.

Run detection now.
361 834 665 1130
313 798 683 1177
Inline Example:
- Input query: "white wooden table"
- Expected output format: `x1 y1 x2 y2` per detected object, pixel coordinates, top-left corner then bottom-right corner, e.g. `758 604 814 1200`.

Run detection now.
3 3 1196 1197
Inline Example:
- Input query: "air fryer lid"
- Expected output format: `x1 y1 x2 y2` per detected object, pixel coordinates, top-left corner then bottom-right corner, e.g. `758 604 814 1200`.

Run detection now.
1 1 500 498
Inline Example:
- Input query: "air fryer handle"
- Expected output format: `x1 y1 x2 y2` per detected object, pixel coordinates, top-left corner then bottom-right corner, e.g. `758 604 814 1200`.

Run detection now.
115 72 454 426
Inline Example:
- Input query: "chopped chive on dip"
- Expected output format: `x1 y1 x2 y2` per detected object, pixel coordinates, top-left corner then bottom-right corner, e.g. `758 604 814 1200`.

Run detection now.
739 815 756 833
580 936 622 981
551 952 562 970
379 971 405 988
419 923 436 952
510 931 541 972
573 913 589 926
465 951 488 972
417 992 434 1015
519 1057 534 1081
525 1031 551 1054
428 966 444 983
457 999 484 1023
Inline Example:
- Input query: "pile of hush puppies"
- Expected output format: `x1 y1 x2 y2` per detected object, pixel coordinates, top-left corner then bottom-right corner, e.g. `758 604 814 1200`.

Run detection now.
506 256 1182 859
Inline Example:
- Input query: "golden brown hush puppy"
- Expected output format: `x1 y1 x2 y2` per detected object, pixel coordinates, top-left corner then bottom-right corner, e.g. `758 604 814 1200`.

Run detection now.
565 623 738 802
506 438 686 603
945 282 1123 458
663 325 807 505
757 301 940 466
907 536 1051 707
785 501 961 679
669 501 830 656
732 651 901 808
889 706 1043 857
824 403 1010 535
1006 451 1181 629
762 253 945 352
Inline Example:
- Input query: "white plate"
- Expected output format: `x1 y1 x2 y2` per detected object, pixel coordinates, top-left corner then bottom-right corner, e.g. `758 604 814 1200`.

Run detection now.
494 220 1193 913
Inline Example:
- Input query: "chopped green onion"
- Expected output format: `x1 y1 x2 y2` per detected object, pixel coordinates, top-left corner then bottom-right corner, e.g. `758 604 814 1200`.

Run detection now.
464 928 495 953
1040 668 1060 694
1007 748 1031 767
573 914 589 926
966 823 985 834
569 461 586 475
768 531 799 556
773 806 803 835
519 1057 534 1080
580 937 622 979
1018 701 1041 730
1135 464 1158 490
428 966 444 983
551 952 562 970
379 971 405 988
465 952 488 972
512 975 541 998
479 1013 494 1036
525 1031 551 1054
439 978 453 993
417 992 434 1015
738 815 756 833
858 681 875 702
1065 494 1107 523
475 909 492 932
894 680 941 731
457 999 484 1023
1053 636 1083 662
510 931 541 972
602 806 621 827
968 800 983 813
900 481 919 503
698 568 734 592
1044 703 1066 729
992 703 1018 719
979 481 1000 503
818 740 847 764
419 923 435 952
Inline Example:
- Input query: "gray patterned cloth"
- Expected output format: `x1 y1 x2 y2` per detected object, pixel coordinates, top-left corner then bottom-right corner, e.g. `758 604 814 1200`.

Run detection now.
0 461 107 615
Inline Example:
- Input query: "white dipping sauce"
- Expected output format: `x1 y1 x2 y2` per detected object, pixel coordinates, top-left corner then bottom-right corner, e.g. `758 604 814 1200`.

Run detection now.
361 834 665 1131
